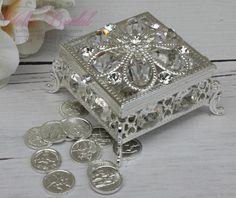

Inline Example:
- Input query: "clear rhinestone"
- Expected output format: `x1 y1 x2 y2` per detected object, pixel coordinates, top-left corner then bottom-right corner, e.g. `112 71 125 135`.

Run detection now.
71 73 81 82
151 50 169 64
139 16 159 30
125 17 146 35
128 58 152 87
95 97 108 108
158 71 172 85
94 97 110 121
92 51 120 73
151 31 167 43
154 104 164 115
81 75 92 85
137 103 163 128
107 72 122 85
70 74 81 92
104 24 115 32
82 47 94 59
190 88 201 103
88 30 109 47
139 15 149 24
167 50 182 70
178 46 189 54
145 34 155 43
131 37 142 45
165 28 177 40
96 30 109 40
150 23 160 30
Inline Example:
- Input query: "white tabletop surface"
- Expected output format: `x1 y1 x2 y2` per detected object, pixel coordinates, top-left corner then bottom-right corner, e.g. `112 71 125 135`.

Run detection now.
0 1 236 198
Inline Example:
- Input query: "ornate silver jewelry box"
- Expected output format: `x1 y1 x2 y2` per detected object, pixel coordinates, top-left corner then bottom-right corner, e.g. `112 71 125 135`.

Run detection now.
48 12 224 165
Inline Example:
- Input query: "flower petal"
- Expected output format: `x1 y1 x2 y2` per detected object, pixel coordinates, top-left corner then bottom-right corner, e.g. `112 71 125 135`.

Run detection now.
0 28 19 80
2 0 15 6
3 0 36 44
17 22 48 56
31 5 53 15
0 0 9 25
17 6 72 56
30 7 71 30
36 0 75 8
0 18 10 26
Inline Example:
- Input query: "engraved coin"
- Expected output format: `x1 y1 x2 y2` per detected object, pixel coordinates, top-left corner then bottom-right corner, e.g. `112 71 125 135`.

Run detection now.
62 117 93 140
113 139 142 159
40 121 67 144
89 166 122 195
31 148 61 173
87 160 118 177
60 99 89 118
70 139 101 163
24 127 51 150
90 127 113 146
42 170 75 194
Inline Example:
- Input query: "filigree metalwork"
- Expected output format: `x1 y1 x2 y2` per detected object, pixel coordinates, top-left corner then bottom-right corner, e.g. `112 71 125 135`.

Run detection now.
49 63 224 140
47 59 64 93
48 12 224 165
209 81 224 115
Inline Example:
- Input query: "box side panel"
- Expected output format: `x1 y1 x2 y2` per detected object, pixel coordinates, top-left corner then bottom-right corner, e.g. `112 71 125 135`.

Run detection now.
119 78 219 143
121 66 215 117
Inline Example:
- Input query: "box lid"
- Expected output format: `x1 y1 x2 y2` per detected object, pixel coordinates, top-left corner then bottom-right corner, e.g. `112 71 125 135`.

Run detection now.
61 12 215 117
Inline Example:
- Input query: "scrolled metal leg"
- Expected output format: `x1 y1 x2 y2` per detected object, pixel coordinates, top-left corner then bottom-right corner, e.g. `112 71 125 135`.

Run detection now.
47 59 63 93
116 126 123 167
209 80 224 116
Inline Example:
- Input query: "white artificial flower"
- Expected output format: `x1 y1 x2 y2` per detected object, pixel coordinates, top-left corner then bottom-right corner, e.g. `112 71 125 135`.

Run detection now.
0 0 74 88
0 28 19 88
1 0 74 56
18 5 72 56
0 0 19 88
1 0 37 44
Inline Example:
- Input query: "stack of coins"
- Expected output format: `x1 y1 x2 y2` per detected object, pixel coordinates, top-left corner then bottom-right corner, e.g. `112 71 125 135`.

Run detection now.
24 99 142 195
87 160 122 194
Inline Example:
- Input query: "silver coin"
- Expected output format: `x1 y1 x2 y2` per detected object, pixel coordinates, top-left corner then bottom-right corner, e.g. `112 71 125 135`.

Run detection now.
60 99 89 118
24 127 51 150
40 121 67 144
113 139 142 159
70 139 101 163
62 117 92 140
87 160 118 177
89 166 122 195
31 148 62 173
42 170 75 194
90 127 113 146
